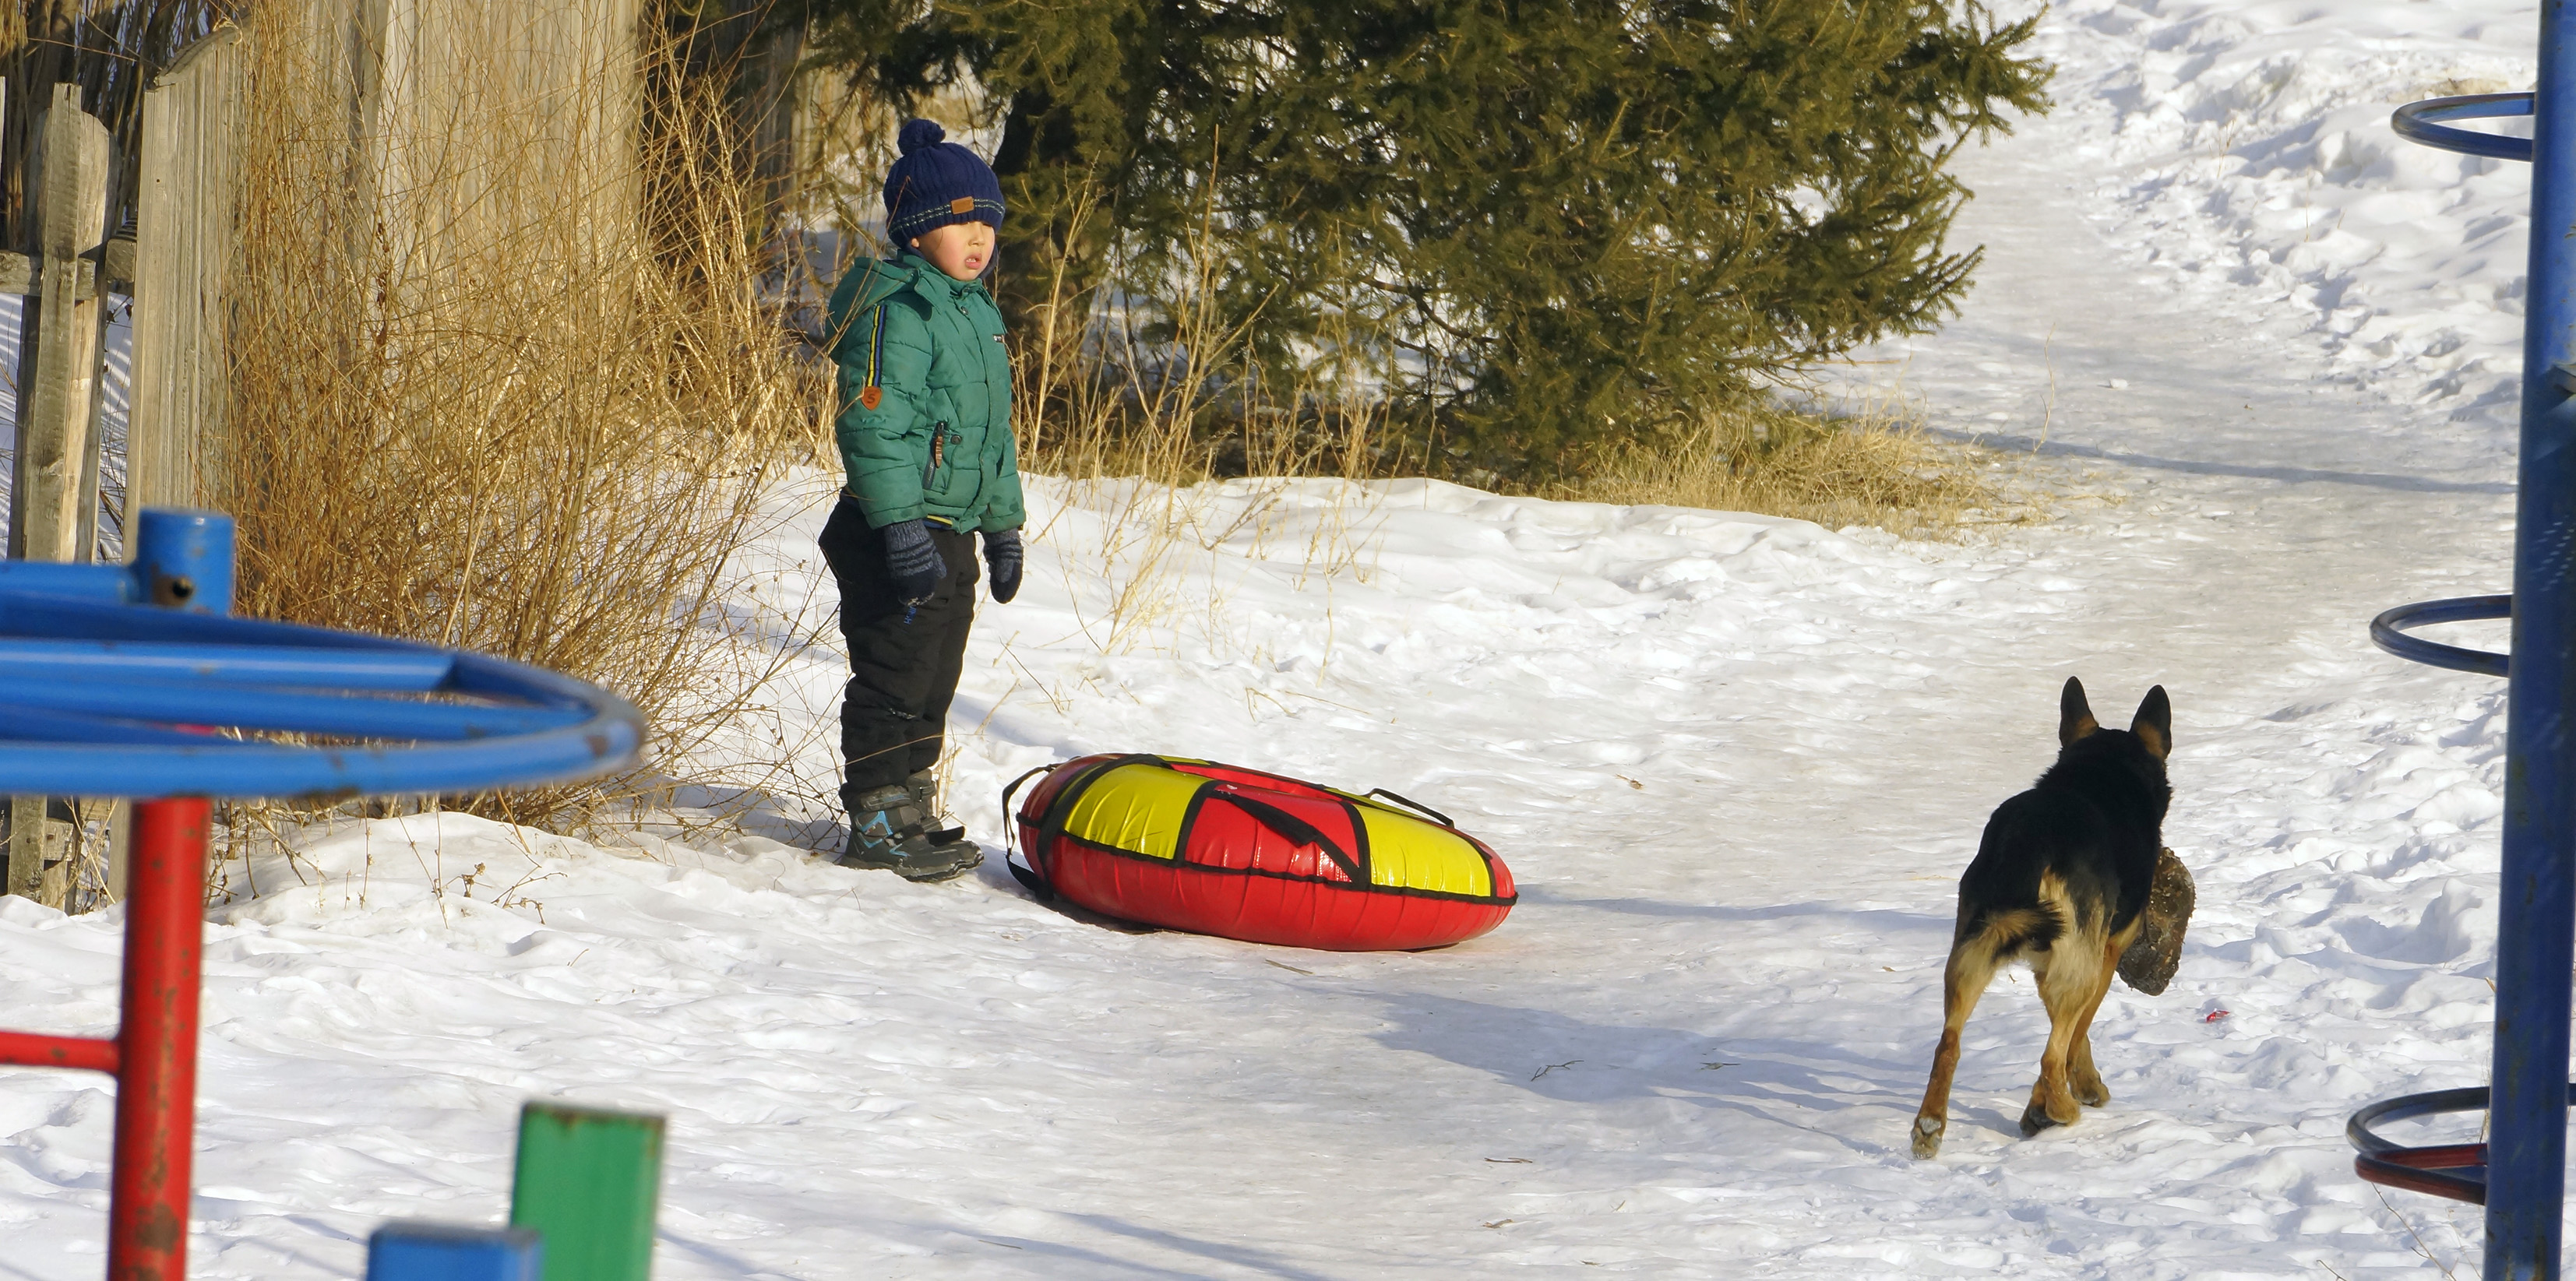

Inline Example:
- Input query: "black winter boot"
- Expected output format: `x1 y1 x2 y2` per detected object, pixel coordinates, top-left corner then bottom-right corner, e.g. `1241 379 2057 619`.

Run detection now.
840 783 981 882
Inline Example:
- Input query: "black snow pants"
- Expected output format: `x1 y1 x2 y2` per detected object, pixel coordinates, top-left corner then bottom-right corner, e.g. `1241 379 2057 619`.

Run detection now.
818 496 980 809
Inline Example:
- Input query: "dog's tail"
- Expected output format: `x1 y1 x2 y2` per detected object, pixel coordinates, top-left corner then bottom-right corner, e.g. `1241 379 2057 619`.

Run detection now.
1951 902 2061 963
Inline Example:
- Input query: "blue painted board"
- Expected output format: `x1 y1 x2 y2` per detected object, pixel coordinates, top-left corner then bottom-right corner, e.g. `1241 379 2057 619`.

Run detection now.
368 1220 544 1281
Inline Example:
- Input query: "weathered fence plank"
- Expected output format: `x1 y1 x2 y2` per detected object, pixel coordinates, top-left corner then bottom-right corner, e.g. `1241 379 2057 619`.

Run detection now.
10 83 108 563
108 29 250 909
7 83 109 907
129 26 245 516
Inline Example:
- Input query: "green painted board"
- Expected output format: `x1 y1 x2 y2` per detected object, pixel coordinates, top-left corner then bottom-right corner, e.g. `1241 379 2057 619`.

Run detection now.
509 1103 665 1281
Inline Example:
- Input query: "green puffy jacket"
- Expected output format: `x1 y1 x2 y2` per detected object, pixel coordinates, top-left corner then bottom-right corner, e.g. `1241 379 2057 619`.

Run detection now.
825 251 1025 533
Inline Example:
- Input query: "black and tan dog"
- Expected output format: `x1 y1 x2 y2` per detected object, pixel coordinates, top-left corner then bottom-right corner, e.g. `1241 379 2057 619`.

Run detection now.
1910 677 2194 1159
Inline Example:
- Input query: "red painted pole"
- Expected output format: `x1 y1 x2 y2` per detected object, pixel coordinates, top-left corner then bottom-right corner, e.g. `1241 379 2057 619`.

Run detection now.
0 1029 117 1072
107 797 210 1281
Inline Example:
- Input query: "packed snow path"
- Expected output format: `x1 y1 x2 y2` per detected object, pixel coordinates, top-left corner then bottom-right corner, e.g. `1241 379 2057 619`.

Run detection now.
0 3 2552 1277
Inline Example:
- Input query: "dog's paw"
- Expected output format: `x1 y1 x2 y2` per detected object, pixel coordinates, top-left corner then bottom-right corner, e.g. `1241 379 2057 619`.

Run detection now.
2018 1103 2067 1138
1910 1114 1944 1159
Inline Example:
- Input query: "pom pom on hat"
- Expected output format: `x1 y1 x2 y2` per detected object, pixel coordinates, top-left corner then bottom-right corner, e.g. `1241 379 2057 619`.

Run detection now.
897 118 947 155
884 118 1005 241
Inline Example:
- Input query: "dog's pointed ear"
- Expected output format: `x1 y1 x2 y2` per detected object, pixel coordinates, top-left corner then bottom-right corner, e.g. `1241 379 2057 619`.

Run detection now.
2060 677 2099 748
2131 685 2172 760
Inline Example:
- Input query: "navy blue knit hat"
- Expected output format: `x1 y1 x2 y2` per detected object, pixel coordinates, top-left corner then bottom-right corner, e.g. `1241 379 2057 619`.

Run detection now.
883 119 1005 242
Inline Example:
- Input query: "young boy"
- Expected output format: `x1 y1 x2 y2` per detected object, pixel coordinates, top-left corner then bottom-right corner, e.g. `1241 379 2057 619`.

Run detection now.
819 119 1025 882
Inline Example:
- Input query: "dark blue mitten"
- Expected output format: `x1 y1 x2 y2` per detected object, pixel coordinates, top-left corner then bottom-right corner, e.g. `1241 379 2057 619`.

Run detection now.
883 519 944 604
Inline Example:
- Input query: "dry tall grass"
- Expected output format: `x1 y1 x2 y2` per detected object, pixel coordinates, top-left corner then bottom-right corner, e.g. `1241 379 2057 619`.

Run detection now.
1009 308 2010 546
1553 398 2022 538
217 3 818 831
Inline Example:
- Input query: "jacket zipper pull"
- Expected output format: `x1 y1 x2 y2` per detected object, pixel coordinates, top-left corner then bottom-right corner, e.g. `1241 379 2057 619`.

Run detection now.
924 422 946 488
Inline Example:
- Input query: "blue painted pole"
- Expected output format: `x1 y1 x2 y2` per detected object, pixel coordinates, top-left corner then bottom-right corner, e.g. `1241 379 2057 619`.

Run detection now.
129 508 234 614
2491 3 2576 1276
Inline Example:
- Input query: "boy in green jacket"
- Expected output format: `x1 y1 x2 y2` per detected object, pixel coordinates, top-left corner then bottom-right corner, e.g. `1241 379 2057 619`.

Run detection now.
819 119 1026 882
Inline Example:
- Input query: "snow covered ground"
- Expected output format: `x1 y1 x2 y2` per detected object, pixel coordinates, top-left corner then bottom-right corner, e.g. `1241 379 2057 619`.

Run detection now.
0 1 2559 1276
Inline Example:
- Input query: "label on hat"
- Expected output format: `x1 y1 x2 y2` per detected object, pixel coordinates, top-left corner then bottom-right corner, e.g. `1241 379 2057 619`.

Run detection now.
860 386 883 410
950 196 975 214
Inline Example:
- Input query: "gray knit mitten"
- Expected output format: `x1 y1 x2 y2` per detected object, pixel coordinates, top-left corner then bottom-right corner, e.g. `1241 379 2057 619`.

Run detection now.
983 528 1022 604
883 519 944 604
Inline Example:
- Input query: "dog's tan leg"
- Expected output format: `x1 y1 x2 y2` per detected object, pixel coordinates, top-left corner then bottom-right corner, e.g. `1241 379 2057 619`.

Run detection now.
1912 939 1998 1158
2067 934 2123 1107
2021 941 2098 1136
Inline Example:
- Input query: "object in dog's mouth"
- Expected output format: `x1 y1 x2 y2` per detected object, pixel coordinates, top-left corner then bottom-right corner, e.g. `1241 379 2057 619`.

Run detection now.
2115 847 2195 996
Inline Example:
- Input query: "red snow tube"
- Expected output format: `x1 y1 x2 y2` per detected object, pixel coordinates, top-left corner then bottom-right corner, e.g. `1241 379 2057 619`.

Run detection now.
1005 755 1516 951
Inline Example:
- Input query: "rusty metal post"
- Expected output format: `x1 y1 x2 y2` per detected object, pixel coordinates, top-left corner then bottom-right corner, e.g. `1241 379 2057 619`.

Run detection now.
104 795 208 1281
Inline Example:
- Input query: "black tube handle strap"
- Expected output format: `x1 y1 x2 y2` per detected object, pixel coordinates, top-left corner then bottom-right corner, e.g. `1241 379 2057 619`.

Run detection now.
1003 754 1165 902
1366 787 1454 827
1001 762 1059 899
1220 790 1366 882
1006 851 1052 900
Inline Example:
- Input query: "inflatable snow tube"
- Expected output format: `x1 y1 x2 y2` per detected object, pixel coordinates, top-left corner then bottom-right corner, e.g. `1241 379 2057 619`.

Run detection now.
1005 755 1516 951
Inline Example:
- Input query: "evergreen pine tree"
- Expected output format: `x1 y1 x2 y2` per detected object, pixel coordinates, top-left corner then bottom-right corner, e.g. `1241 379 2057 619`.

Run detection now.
803 0 2051 472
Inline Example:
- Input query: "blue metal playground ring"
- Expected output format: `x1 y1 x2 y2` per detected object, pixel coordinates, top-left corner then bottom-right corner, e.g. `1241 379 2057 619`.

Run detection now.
2370 594 2511 678
2392 93 2536 163
2351 1086 2506 1205
0 509 643 799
